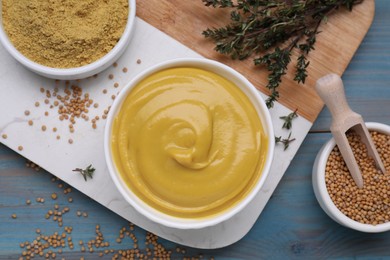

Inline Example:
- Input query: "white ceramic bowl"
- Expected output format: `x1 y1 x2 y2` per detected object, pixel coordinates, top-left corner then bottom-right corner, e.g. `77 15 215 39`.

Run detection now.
312 122 390 232
104 58 275 229
0 0 136 80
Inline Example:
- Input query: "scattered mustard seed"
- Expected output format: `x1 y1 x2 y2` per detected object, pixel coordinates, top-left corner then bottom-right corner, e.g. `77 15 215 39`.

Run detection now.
11 214 17 219
137 59 141 64
41 125 47 131
122 67 128 73
51 193 58 200
68 139 73 144
108 74 114 80
113 62 118 68
1 134 7 139
28 120 33 126
114 82 119 88
24 110 30 116
18 146 23 151
35 102 40 107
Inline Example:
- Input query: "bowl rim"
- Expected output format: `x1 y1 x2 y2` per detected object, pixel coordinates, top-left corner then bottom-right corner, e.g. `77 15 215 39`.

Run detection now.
104 57 275 229
313 122 390 232
0 0 136 79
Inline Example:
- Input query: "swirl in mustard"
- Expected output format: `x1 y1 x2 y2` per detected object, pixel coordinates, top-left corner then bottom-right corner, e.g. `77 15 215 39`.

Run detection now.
111 67 268 218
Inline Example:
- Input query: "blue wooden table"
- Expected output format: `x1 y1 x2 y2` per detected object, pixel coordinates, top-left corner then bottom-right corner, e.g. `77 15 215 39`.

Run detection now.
1 1 390 259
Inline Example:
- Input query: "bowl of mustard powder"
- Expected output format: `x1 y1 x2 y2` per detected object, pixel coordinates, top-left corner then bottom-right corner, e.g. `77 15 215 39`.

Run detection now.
0 0 136 80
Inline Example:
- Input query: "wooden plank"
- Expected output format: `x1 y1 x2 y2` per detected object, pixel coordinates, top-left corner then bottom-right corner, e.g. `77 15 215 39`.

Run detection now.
312 5 390 132
137 0 375 122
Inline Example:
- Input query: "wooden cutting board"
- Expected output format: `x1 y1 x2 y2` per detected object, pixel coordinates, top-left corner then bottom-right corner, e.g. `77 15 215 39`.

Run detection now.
137 0 375 122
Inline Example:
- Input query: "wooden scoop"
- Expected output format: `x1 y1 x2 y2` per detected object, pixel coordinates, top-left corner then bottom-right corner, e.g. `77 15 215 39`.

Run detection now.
315 74 386 188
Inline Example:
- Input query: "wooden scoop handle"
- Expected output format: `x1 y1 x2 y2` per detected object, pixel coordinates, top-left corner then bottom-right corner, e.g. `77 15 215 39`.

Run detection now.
315 74 364 188
315 73 353 121
315 74 387 189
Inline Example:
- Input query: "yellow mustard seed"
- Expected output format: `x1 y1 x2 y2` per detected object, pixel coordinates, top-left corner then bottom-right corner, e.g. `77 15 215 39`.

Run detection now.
326 131 390 225
51 193 58 200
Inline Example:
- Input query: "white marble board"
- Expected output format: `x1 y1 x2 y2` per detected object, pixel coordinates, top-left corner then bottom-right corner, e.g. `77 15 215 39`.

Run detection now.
0 18 312 249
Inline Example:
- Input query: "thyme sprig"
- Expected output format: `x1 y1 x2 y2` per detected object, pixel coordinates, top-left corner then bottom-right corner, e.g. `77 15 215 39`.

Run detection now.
275 132 296 151
280 109 298 130
73 165 95 182
202 0 363 108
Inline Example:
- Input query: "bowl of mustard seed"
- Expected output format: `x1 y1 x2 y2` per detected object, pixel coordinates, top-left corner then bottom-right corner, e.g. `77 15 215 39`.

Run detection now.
313 122 390 232
0 0 136 80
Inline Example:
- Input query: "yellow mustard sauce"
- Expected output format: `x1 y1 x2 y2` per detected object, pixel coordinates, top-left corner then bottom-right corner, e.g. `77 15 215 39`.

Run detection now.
111 67 268 218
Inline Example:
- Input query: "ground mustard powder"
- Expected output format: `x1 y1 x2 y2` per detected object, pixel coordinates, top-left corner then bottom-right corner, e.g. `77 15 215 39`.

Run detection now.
2 0 128 68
